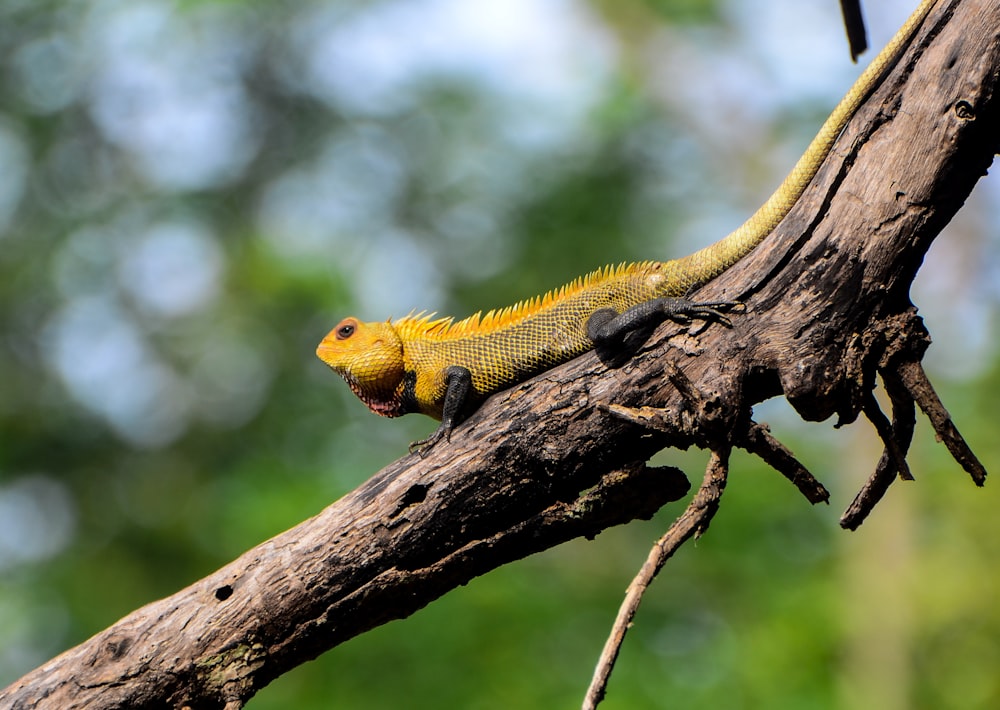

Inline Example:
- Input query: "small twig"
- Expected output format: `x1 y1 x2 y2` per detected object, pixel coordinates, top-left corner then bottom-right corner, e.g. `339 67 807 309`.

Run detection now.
840 0 869 61
841 369 917 529
582 447 730 710
897 359 988 485
862 391 914 481
739 421 830 504
602 403 677 432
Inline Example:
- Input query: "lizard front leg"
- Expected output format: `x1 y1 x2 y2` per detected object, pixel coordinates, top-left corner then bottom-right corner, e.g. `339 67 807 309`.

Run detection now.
409 365 474 455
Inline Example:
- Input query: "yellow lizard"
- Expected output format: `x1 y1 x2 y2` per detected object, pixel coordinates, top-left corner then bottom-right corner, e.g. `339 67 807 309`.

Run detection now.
317 0 936 451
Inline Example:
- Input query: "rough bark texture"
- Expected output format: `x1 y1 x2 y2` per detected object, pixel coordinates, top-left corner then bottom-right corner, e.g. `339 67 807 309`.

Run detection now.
3 0 998 708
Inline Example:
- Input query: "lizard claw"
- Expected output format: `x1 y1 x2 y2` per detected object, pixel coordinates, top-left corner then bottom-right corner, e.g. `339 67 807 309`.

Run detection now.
681 300 745 331
669 299 744 328
409 422 452 457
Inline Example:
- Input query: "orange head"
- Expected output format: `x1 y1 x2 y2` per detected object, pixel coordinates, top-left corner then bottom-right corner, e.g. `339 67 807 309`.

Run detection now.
316 317 407 417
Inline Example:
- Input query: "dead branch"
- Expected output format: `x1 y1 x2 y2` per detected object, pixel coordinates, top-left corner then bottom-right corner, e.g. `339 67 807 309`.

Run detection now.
1 0 996 708
841 364 919 528
583 447 732 707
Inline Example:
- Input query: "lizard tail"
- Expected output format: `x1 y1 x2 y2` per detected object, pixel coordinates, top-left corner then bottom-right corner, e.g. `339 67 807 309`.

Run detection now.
670 0 937 290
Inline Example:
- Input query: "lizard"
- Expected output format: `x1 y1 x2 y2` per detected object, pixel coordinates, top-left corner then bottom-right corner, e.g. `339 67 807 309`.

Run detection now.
317 0 936 452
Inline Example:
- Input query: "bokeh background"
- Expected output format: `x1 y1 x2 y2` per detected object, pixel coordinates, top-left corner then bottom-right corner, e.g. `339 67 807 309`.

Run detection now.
1 0 998 707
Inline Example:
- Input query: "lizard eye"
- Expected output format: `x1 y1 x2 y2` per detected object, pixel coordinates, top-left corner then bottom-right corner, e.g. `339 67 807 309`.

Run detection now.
336 323 356 340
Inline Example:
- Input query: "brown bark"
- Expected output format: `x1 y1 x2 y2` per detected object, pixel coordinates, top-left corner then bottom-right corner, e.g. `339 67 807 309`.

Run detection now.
2 0 997 707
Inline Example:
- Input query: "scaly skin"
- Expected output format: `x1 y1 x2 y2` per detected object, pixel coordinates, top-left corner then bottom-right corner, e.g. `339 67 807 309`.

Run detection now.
317 0 936 441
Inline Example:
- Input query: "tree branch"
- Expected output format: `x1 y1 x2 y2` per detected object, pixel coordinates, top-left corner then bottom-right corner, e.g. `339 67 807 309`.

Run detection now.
3 0 997 707
583 446 731 710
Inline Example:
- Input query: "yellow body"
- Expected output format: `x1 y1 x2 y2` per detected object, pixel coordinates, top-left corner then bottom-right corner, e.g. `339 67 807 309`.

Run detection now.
318 0 935 421
319 261 699 418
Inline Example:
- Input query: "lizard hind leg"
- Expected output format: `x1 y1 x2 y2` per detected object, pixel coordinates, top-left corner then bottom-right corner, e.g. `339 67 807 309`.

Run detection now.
587 298 742 367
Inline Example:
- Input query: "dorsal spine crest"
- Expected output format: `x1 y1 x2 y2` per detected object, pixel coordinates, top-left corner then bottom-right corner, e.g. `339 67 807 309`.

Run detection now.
393 262 654 340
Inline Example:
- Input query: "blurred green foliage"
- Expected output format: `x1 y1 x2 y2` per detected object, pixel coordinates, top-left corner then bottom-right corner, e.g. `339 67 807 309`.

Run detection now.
1 0 998 708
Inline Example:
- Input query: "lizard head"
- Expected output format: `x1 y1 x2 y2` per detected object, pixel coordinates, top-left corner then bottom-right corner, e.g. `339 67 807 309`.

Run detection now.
316 317 407 418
